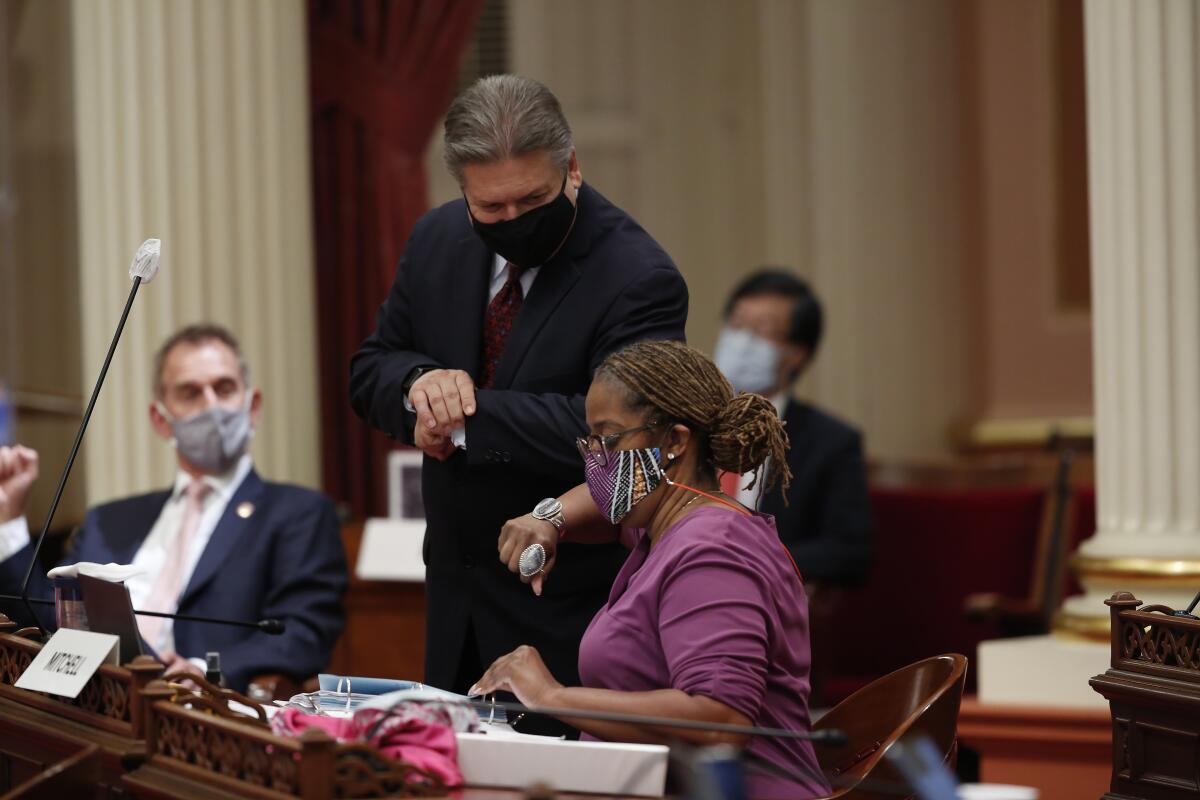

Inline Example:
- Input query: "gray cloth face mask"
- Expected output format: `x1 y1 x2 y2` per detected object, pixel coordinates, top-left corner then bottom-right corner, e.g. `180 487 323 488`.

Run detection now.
157 396 253 474
713 327 782 395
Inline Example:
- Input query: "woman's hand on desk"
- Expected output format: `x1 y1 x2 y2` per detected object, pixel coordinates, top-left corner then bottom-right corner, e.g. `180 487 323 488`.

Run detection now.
469 645 563 709
498 514 558 596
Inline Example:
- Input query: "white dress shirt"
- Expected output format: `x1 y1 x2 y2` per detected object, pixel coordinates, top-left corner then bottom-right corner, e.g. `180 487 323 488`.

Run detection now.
0 514 30 561
128 453 253 656
736 392 790 511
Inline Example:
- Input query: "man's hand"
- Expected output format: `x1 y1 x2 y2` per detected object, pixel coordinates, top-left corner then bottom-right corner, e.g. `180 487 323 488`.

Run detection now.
498 514 558 596
0 445 38 523
160 651 204 689
409 369 476 436
414 423 456 461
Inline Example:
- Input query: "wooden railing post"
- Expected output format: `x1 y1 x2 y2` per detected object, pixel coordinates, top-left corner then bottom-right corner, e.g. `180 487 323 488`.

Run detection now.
297 726 337 800
1104 592 1141 667
139 679 176 762
126 656 165 739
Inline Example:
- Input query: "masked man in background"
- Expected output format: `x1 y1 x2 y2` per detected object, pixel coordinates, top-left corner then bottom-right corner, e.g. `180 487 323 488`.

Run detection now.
0 324 346 692
714 270 873 587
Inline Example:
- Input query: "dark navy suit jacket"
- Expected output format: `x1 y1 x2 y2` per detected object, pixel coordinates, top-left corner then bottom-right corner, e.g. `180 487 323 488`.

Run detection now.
760 400 874 586
0 469 347 692
350 183 688 692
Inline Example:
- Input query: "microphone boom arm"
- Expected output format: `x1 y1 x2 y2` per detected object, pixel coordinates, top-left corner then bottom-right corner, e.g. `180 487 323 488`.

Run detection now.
18 277 142 635
0 594 284 634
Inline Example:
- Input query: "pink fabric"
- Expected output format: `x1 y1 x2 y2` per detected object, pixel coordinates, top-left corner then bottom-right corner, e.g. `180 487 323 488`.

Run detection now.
139 480 211 648
272 705 463 788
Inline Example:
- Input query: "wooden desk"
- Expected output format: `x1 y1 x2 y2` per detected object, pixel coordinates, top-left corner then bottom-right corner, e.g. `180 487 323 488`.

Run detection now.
957 696 1110 799
0 616 164 797
1090 592 1200 800
122 680 644 800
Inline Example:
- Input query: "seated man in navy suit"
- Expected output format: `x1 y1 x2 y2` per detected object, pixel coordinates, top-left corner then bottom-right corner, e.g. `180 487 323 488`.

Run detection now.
713 270 873 586
0 324 347 692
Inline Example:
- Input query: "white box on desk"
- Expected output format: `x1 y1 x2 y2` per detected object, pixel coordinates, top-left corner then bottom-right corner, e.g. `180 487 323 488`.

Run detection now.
455 730 668 797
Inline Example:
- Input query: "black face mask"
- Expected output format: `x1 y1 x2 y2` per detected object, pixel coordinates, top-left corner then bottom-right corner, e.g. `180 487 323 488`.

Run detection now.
467 174 578 269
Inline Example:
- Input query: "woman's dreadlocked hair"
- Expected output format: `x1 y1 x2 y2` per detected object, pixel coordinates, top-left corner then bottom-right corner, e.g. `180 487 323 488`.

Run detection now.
594 339 792 495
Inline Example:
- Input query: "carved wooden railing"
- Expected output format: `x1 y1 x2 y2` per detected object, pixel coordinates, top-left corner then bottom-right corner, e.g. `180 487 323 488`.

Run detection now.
1104 591 1200 681
134 679 448 799
0 612 164 738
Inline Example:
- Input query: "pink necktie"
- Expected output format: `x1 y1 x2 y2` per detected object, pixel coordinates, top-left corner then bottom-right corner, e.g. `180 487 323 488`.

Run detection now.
138 480 212 650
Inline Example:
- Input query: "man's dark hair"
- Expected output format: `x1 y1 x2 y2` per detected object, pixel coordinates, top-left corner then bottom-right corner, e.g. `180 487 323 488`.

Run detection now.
724 269 824 354
153 323 250 399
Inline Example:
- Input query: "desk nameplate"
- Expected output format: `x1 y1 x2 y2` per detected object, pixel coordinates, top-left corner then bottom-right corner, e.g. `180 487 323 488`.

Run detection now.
15 628 119 698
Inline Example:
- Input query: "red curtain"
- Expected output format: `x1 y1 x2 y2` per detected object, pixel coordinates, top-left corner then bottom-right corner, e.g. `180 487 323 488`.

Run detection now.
308 0 484 518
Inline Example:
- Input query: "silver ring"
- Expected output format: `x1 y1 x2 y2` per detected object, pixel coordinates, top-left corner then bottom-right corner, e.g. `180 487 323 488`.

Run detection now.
519 543 547 577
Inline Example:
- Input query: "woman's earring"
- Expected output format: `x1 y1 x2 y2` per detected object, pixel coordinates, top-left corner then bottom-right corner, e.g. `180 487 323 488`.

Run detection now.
667 453 676 461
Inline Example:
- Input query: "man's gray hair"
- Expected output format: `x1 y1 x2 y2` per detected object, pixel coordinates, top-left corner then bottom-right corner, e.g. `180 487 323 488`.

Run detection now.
443 75 573 183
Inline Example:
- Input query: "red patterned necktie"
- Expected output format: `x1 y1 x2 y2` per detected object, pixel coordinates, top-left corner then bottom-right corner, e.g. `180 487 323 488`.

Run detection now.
479 262 525 388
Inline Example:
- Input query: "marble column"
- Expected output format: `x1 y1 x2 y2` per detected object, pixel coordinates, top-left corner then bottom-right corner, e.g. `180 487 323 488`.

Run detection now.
979 0 1199 707
71 0 321 503
1057 0 1200 634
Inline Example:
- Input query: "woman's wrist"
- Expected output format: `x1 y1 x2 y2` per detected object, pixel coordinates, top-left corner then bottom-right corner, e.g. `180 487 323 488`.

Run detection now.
531 497 567 539
537 683 568 710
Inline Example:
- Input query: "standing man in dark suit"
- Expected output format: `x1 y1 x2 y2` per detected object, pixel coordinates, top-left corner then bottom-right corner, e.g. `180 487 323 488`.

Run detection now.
349 75 688 700
714 270 873 587
0 324 347 692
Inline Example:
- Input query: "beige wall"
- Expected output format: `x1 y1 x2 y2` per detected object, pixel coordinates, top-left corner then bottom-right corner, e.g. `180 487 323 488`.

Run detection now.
428 0 1093 458
3 0 1095 509
431 0 985 458
1 1 323 516
1 0 85 527
968 0 1093 423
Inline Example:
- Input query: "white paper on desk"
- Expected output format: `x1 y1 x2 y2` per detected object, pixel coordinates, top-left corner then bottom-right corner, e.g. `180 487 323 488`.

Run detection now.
15 628 119 698
356 517 426 581
455 730 668 797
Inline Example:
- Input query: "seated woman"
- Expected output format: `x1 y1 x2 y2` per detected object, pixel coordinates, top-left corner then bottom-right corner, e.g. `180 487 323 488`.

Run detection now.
473 340 830 800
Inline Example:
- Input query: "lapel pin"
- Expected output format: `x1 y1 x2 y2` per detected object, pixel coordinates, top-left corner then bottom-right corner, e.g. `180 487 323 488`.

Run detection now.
236 502 255 519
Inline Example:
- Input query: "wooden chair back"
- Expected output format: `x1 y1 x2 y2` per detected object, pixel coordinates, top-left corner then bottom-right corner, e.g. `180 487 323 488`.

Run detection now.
813 653 968 799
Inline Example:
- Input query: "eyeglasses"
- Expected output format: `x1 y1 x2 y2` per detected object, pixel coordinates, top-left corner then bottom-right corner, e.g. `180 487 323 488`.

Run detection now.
576 421 664 467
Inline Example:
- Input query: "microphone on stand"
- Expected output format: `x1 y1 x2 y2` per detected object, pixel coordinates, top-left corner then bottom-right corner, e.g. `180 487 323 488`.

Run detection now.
18 239 161 637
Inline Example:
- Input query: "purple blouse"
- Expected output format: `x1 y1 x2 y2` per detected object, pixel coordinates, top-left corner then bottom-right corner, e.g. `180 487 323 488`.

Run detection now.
578 506 830 800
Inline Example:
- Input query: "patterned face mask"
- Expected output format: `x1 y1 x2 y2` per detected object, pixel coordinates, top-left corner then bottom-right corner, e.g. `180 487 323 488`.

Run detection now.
583 446 667 525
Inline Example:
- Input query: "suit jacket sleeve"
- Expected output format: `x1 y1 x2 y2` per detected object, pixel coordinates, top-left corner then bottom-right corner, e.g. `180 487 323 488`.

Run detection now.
786 431 874 584
348 220 438 446
465 264 689 476
209 496 347 690
0 514 94 628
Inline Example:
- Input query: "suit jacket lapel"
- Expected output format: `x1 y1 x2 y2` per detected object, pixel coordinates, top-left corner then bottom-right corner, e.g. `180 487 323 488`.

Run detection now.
490 258 583 388
111 492 172 564
446 231 492 382
178 470 265 607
